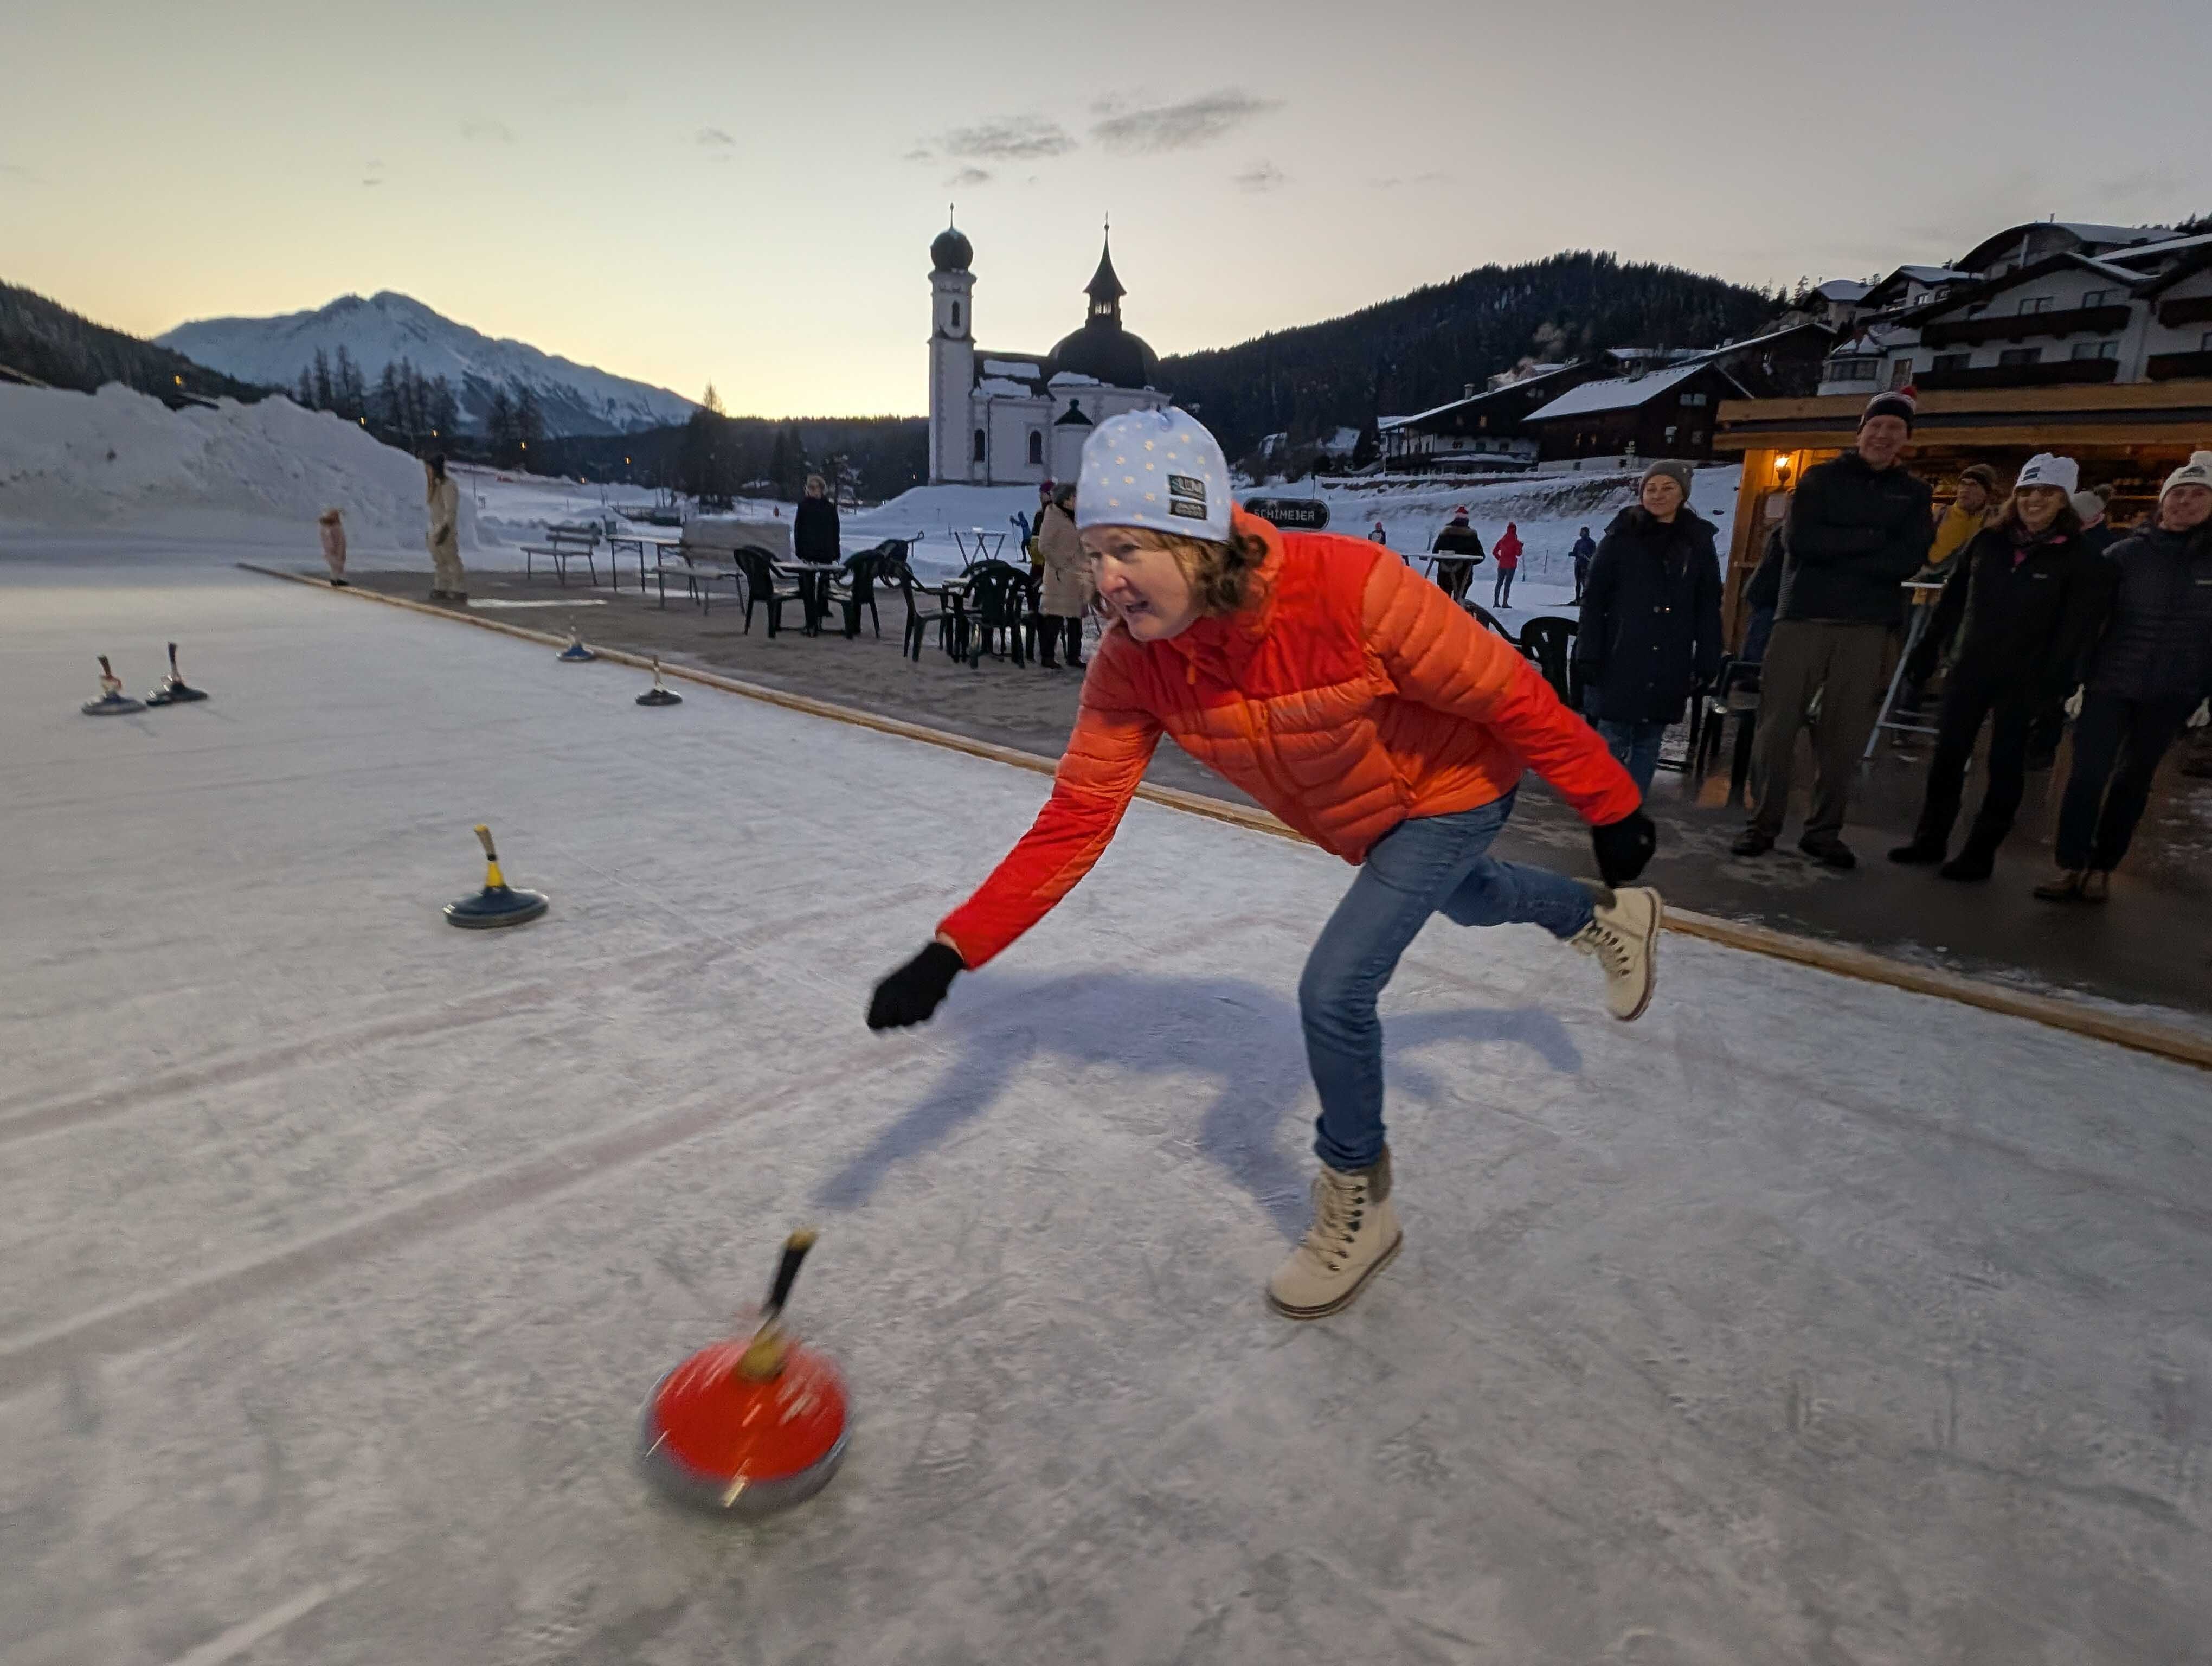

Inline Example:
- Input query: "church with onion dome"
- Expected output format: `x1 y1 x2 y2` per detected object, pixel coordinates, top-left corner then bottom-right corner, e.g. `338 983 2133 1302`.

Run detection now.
927 217 1172 486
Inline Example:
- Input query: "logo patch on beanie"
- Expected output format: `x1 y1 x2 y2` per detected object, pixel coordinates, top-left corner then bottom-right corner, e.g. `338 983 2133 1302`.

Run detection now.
1167 473 1207 520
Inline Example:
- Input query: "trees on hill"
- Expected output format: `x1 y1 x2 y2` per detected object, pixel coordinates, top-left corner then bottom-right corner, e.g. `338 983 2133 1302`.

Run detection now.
1159 250 1780 463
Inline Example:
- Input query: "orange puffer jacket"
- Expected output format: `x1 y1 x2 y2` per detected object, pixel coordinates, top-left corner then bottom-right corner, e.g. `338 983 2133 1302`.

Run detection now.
938 510 1639 967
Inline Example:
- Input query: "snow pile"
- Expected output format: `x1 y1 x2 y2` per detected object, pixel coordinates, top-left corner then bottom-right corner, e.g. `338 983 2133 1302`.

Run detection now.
0 382 477 550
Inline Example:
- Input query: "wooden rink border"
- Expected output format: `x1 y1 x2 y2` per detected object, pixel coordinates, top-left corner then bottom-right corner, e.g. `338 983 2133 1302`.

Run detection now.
240 562 2212 1073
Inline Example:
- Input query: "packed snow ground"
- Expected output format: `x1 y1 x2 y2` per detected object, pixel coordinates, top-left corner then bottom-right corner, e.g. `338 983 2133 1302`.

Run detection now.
3 549 2206 1664
0 383 482 554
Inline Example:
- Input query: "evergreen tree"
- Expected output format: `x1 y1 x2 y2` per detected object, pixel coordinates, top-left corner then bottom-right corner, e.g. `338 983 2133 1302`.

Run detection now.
515 385 544 465
296 366 316 409
427 376 458 441
376 361 402 432
333 346 365 419
767 427 791 500
313 348 333 411
486 387 518 464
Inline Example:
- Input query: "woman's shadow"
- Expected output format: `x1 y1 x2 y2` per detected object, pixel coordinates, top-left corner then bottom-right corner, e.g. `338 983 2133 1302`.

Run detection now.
817 969 1581 1238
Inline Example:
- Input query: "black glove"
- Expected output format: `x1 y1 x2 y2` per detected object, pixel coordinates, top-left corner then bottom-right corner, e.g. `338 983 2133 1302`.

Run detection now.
867 941 963 1030
1591 810 1657 887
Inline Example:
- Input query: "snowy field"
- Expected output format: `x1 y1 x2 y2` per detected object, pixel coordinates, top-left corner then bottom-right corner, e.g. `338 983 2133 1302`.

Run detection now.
5 547 2209 1664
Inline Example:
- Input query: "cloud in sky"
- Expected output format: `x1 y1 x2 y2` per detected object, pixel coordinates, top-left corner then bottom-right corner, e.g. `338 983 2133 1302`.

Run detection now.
1092 90 1279 153
902 146 933 162
945 166 993 188
1233 161 1286 193
459 119 514 144
937 115 1076 161
696 127 736 148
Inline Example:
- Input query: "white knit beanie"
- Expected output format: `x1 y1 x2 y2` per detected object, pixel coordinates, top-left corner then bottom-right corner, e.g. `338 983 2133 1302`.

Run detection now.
2014 453 2079 495
1075 407 1232 543
2160 450 2212 499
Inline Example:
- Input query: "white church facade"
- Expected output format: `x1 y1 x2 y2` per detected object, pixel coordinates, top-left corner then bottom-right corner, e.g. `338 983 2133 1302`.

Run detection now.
927 221 1173 485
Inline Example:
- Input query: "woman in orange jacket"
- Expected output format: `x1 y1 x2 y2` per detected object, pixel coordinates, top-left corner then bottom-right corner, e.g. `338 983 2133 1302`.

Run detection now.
869 409 1660 1319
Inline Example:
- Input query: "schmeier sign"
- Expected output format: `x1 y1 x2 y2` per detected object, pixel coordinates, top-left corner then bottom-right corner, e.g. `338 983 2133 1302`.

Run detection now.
1241 496 1330 531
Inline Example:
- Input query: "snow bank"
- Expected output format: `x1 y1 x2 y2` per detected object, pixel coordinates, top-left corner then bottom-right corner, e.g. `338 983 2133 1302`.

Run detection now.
0 383 477 551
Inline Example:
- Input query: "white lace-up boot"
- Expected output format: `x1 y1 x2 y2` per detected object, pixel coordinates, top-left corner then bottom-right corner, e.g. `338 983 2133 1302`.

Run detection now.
1266 1148 1402 1319
1571 885 1661 1021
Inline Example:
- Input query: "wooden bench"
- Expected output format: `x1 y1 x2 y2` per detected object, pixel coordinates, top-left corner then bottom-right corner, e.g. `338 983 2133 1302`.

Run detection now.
521 525 602 587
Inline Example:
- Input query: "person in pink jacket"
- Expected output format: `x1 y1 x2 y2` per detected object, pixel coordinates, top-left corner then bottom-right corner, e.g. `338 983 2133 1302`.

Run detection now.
1491 522 1522 608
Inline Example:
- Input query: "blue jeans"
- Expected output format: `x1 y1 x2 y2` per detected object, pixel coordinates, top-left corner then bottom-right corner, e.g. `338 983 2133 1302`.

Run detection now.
1299 791 1595 1172
1594 717 1667 794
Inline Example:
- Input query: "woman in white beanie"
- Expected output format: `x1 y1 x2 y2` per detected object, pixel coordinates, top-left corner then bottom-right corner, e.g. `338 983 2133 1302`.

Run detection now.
1888 455 2100 880
2038 450 2212 902
866 407 1660 1321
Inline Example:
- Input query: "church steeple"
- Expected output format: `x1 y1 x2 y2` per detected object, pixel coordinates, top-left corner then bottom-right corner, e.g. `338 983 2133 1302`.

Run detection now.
1084 221 1124 324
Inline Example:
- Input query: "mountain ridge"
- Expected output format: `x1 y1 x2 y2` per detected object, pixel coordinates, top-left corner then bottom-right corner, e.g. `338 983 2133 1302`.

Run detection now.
158 290 696 438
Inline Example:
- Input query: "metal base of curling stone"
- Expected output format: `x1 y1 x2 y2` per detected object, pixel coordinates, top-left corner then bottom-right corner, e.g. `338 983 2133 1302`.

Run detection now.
443 883 550 928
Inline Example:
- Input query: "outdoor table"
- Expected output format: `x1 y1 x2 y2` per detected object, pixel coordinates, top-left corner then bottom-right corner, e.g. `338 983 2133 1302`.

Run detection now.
928 574 973 659
607 535 679 594
1426 552 1482 603
949 527 1007 569
774 559 841 635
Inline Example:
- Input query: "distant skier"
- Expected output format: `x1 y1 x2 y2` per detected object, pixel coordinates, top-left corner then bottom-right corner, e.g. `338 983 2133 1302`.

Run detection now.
1428 508 1485 603
318 506 349 587
1570 526 1596 602
424 454 464 602
866 407 1659 1322
1491 522 1522 608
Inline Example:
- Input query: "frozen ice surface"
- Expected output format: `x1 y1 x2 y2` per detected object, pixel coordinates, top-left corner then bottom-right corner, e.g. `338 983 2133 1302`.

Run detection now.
3 547 2208 1664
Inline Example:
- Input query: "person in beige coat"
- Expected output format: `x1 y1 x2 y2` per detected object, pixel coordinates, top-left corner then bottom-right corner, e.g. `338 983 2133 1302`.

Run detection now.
317 507 349 586
424 454 464 600
1034 481 1090 669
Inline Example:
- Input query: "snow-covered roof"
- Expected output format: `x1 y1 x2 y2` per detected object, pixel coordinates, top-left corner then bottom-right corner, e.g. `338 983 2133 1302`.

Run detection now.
981 358 1044 379
974 377 1041 399
1386 363 1585 430
2106 230 2212 266
1813 279 1870 302
1894 265 1972 285
1825 323 1915 359
1523 361 1725 423
1046 371 1102 389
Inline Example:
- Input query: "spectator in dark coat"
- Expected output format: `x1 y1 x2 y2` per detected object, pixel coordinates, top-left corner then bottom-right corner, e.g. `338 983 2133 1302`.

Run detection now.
1429 509 1486 603
1740 511 1788 665
1889 456 2102 881
794 473 841 563
2037 452 2212 902
1570 526 1596 602
1734 390 1933 867
1574 460 1723 792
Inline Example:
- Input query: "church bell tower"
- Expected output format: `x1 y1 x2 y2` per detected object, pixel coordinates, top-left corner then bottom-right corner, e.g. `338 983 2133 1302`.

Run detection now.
928 212 976 484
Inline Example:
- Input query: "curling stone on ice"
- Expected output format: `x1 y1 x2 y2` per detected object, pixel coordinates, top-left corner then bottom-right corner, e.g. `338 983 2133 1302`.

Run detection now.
635 658 683 706
144 642 209 706
639 1228 850 1516
81 656 145 716
556 625 597 663
442 823 550 928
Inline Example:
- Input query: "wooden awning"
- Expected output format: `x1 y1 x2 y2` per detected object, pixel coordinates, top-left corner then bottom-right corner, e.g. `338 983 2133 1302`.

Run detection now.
1714 381 2212 453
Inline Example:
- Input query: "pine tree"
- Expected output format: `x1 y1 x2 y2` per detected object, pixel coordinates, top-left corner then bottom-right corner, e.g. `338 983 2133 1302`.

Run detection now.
486 387 518 464
313 349 333 411
376 361 402 432
515 385 544 466
332 346 365 419
428 376 458 441
768 427 791 500
297 366 316 409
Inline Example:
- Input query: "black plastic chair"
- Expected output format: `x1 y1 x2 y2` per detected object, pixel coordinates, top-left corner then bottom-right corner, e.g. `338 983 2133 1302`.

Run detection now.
732 548 804 637
1518 616 1578 706
827 547 889 639
962 561 1030 668
1464 601 1517 644
883 555 953 661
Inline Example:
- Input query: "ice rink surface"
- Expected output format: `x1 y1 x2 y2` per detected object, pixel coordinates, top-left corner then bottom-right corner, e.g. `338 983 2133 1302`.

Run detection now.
4 548 2209 1665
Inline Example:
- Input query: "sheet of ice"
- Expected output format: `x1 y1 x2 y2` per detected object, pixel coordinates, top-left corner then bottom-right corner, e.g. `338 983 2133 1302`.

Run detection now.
2 550 2205 1664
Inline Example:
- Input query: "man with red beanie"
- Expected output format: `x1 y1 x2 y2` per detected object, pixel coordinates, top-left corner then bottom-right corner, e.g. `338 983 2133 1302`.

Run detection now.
867 408 1659 1322
1734 389 1933 867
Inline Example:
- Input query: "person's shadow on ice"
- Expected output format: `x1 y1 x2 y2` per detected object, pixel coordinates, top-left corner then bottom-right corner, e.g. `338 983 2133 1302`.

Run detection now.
816 970 1581 1237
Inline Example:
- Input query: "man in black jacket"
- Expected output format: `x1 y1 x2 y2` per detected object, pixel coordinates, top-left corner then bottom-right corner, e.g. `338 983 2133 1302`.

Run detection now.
1887 455 2103 880
1734 390 1934 867
1429 509 1486 604
2037 452 2212 902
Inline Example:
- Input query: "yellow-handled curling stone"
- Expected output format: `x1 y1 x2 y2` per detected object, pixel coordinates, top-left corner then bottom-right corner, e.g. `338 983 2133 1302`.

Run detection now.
443 824 550 928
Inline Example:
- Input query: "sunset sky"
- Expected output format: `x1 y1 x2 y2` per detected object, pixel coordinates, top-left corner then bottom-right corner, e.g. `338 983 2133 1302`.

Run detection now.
6 0 2208 416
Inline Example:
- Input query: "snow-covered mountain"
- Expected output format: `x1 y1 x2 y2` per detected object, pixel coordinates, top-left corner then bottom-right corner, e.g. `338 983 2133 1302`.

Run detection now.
157 291 696 438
